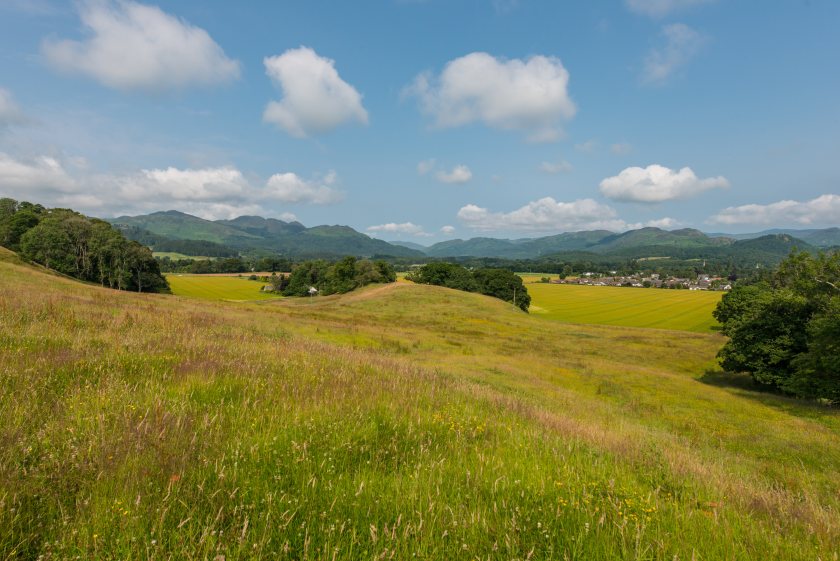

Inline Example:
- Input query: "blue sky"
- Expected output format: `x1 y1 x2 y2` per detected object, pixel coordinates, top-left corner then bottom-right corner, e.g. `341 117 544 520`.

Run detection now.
0 0 838 242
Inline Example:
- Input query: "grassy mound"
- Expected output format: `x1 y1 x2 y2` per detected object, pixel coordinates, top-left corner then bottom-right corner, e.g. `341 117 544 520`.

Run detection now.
1 253 838 559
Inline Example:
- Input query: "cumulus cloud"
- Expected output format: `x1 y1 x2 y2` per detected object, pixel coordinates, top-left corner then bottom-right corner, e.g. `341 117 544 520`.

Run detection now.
117 166 250 202
436 164 472 184
0 152 76 191
611 142 633 155
708 194 840 227
263 47 368 138
416 158 436 175
0 152 341 219
42 0 240 91
405 52 576 141
366 222 428 237
642 23 706 85
625 0 716 18
539 159 572 174
457 197 676 233
0 88 26 126
440 225 456 235
264 171 343 204
599 164 728 203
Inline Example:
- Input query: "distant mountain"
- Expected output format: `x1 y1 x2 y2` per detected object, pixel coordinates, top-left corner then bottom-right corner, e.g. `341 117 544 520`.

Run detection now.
706 228 840 248
109 211 834 261
591 228 731 254
217 215 306 237
387 241 429 252
111 211 261 246
109 211 424 258
425 230 614 258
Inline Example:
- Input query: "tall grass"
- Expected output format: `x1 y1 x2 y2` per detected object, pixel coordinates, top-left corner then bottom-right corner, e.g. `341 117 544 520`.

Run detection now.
1 249 838 560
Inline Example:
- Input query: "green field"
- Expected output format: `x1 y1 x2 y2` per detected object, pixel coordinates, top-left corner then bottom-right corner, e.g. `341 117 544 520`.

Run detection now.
528 283 723 332
2 247 839 560
153 251 219 260
166 274 280 301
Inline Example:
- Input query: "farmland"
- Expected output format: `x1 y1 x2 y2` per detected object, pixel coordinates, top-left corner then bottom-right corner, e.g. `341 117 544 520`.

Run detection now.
2 248 839 560
527 283 723 332
166 274 280 301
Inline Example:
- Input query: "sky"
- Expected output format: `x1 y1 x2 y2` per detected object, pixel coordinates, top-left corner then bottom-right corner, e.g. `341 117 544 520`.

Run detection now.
0 0 838 243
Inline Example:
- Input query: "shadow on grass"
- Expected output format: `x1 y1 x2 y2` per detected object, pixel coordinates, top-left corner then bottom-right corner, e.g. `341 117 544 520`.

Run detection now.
699 370 763 392
699 369 839 416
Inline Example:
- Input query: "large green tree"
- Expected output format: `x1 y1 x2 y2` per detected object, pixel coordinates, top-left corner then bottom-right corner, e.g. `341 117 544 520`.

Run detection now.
714 251 839 402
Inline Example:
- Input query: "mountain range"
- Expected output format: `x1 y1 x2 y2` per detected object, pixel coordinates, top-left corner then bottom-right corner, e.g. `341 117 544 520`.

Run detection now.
109 211 425 258
109 210 838 261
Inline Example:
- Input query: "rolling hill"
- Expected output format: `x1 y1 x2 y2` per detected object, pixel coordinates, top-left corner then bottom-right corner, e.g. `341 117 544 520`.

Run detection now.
109 211 423 258
2 246 839 559
109 211 834 262
707 227 840 247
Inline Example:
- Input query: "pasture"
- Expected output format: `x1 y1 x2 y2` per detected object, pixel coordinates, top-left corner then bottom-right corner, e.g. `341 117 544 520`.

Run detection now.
153 251 218 260
527 283 723 332
166 274 279 301
2 248 839 560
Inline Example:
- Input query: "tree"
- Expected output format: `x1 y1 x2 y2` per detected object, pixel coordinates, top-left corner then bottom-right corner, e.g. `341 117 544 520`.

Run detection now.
714 251 839 402
20 219 75 273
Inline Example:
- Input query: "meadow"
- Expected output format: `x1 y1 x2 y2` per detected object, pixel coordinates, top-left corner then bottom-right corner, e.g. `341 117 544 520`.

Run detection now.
1 247 839 560
153 252 217 260
526 283 723 332
166 274 280 301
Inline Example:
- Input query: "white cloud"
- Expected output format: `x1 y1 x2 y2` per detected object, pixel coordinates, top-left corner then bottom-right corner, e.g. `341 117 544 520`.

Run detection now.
611 142 633 155
42 0 240 91
625 0 716 18
599 164 728 203
279 212 298 222
457 197 676 233
0 152 340 219
0 152 76 191
436 164 472 184
708 194 840 227
416 158 436 175
440 225 456 235
574 139 598 153
118 166 250 202
366 222 428 237
263 47 368 138
539 159 572 174
405 52 576 141
263 170 343 204
642 23 706 85
0 88 26 126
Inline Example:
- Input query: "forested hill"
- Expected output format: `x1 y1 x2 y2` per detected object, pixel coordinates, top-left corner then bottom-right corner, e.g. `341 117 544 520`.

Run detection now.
0 198 169 292
421 227 821 261
109 211 423 258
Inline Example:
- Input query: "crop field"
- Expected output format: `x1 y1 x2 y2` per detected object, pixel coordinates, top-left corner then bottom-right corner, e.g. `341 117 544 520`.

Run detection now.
527 283 723 332
166 274 280 301
2 247 839 560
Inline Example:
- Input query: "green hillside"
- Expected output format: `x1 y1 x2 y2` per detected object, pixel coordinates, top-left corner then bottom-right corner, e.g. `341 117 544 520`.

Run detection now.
111 210 261 245
110 211 423 258
2 247 839 559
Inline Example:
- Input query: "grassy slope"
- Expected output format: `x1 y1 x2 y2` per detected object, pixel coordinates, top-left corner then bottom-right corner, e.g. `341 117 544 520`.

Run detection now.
166 274 280 302
1 248 839 560
526 283 723 332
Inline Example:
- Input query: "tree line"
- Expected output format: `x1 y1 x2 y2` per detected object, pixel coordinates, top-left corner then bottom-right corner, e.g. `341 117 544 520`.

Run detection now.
156 255 293 275
270 256 397 297
714 251 839 403
406 262 531 311
0 198 169 293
